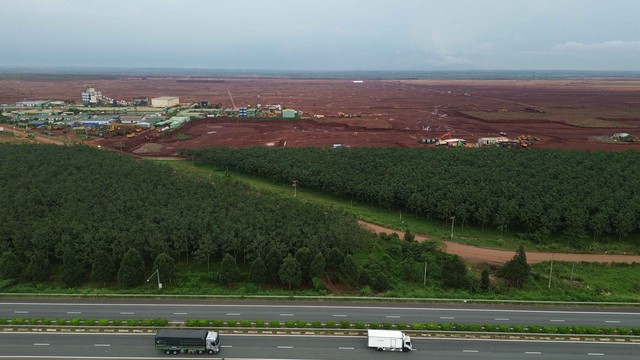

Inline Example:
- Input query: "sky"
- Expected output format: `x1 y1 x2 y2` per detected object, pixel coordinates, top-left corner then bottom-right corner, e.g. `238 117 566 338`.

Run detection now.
2 0 639 71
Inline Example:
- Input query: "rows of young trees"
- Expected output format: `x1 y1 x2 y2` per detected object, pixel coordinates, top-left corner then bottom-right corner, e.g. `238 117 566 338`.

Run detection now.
181 146 640 242
0 144 371 288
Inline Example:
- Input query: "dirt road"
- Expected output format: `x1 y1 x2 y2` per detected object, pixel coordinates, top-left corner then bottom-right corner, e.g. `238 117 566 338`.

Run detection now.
358 221 640 265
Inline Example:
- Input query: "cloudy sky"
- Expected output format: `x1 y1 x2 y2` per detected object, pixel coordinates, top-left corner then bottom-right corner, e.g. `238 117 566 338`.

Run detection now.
2 0 639 71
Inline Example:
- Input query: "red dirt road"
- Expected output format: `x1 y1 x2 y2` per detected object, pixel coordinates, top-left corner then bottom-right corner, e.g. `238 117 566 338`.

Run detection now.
358 221 640 265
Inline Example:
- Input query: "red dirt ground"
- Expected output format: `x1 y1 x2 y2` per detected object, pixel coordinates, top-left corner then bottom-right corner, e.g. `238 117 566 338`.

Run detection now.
358 221 640 265
3 76 640 156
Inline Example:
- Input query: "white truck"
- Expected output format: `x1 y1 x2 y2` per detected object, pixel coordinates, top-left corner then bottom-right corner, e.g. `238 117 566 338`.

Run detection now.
367 329 412 352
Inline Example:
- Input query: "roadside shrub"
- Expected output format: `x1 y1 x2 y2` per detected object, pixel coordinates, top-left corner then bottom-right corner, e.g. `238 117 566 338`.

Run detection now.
617 327 632 335
226 320 237 327
425 323 438 331
255 320 266 328
296 320 308 328
354 322 366 329
285 321 296 328
382 322 392 329
126 319 140 326
325 321 336 328
153 319 169 327
395 323 407 330
212 320 224 327
311 321 322 328
269 320 281 328
84 318 97 326
98 319 110 326
12 318 25 325
240 320 252 327
368 322 380 329
339 320 350 329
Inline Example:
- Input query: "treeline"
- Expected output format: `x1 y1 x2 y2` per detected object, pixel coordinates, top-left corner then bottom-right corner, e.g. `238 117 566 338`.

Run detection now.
181 147 640 241
0 144 370 288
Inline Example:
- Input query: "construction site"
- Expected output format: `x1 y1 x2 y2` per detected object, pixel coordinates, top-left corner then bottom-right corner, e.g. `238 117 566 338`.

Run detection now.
2 76 640 156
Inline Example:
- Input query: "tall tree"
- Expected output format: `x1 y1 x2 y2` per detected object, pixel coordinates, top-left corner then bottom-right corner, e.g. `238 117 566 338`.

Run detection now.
309 252 326 279
0 251 22 280
498 245 530 287
218 253 239 287
25 252 50 283
250 257 266 288
59 249 86 287
264 247 282 283
91 249 115 286
294 247 313 283
279 254 301 289
117 248 145 288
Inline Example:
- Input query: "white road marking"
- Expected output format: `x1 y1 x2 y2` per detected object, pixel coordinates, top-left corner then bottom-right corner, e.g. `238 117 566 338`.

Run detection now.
119 312 134 315
94 344 110 347
279 314 294 316
440 316 456 320
463 349 479 353
66 311 81 315
277 346 294 349
338 347 355 350
525 351 542 354
588 353 605 356
605 320 620 323
220 345 233 348
33 343 50 346
549 319 565 322
386 315 400 318
226 313 240 316
14 311 29 314
332 314 347 317
173 312 188 315
494 318 510 321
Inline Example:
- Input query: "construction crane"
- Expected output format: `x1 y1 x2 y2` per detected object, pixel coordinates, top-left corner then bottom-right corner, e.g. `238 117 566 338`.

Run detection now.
227 89 237 110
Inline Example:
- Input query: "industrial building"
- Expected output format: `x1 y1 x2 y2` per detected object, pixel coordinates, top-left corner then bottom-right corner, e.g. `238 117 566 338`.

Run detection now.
151 96 180 108
82 88 102 106
282 109 297 118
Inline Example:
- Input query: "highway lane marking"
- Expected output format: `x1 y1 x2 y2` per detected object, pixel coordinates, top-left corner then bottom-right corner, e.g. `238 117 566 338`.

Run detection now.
173 312 188 315
33 343 50 346
338 347 355 350
226 313 241 316
494 318 510 321
277 346 294 349
332 314 347 317
220 345 233 348
94 344 111 347
525 351 542 354
588 353 605 356
550 319 565 322
13 311 29 314
440 316 456 320
119 312 135 315
605 320 620 323
386 315 400 318
66 311 82 314
463 349 479 353
279 313 294 316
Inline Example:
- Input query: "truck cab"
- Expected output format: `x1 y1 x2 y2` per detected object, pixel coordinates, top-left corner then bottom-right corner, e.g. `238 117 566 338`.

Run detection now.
206 331 221 354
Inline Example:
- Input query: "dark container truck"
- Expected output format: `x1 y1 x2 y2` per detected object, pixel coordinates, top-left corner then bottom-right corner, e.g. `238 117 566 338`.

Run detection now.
154 329 220 355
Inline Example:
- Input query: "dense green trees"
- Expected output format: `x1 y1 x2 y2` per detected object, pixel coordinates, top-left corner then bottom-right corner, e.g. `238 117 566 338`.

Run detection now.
498 245 531 287
118 249 145 288
0 144 368 288
182 146 640 242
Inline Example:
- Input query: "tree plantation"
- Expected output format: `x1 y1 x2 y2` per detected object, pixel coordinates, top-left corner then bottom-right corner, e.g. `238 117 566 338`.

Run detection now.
181 147 640 242
0 144 371 289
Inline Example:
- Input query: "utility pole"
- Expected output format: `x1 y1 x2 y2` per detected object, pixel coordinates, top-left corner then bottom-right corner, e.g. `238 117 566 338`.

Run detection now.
450 216 456 241
548 254 554 289
423 260 427 287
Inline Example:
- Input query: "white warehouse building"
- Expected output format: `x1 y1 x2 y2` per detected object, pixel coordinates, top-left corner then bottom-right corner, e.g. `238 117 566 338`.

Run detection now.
151 96 180 108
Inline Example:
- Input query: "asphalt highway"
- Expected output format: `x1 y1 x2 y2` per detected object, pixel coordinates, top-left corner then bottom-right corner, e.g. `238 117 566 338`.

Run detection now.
0 332 638 359
1 299 639 327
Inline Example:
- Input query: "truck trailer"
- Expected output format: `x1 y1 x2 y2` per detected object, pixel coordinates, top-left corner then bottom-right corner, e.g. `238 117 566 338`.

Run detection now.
154 329 220 355
367 329 412 352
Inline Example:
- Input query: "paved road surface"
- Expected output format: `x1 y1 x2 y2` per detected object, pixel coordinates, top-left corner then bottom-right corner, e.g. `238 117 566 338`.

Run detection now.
0 332 638 359
2 299 639 327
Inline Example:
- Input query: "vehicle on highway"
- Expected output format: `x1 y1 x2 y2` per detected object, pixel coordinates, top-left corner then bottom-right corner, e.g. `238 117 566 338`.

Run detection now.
154 329 220 355
367 329 412 352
